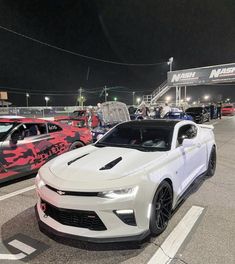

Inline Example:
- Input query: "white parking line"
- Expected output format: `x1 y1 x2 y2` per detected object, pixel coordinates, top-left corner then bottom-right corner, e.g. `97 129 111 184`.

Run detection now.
8 239 36 255
0 253 26 260
0 185 35 202
148 206 204 264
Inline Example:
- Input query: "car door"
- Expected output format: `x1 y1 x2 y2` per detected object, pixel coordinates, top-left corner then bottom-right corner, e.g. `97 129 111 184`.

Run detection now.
1 122 49 177
176 124 206 194
46 122 70 155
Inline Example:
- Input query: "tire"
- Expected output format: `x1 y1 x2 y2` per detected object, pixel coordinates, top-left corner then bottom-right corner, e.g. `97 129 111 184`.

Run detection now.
206 146 216 177
149 181 173 236
198 116 203 124
69 141 85 150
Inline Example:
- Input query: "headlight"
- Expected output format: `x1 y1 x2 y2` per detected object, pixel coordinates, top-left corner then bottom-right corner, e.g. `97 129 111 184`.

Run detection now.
35 173 46 189
98 186 138 199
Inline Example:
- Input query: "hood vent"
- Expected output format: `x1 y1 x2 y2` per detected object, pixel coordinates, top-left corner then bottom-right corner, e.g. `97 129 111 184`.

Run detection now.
67 154 89 166
100 157 122 170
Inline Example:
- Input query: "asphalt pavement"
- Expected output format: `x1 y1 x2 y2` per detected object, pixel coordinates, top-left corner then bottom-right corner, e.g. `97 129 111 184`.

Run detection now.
0 116 234 264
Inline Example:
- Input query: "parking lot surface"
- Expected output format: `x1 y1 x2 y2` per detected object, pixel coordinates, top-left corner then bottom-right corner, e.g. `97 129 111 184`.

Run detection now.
0 117 235 264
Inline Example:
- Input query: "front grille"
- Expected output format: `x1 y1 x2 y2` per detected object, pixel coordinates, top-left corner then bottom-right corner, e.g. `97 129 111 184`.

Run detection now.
41 200 106 231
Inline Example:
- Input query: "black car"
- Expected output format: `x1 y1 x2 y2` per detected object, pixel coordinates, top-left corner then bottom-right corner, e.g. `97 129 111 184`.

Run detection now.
185 107 210 123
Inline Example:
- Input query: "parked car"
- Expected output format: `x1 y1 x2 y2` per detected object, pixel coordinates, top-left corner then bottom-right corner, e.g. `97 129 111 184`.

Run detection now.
0 117 92 183
185 107 210 123
91 101 130 141
35 119 216 242
221 104 235 116
57 110 99 128
163 111 193 120
55 117 92 142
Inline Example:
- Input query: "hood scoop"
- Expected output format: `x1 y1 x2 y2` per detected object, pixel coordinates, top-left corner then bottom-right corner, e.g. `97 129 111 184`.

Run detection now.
67 154 89 166
99 157 122 171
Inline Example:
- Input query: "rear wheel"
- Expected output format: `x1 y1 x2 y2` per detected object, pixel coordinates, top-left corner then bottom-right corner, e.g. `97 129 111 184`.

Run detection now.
69 141 85 150
206 146 216 177
150 181 173 236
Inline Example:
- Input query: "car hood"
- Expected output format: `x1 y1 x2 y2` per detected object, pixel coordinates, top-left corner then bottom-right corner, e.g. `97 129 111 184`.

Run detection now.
42 145 166 189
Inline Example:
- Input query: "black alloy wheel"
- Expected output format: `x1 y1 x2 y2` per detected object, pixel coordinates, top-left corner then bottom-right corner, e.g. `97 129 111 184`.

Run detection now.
69 141 85 150
206 146 216 177
199 116 203 124
150 181 173 236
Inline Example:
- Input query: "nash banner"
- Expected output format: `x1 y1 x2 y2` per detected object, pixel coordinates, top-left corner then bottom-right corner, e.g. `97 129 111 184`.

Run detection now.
167 63 235 86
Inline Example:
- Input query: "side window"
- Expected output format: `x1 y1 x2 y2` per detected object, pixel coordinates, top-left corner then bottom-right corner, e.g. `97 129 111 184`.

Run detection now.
24 123 47 137
47 123 62 133
177 125 197 146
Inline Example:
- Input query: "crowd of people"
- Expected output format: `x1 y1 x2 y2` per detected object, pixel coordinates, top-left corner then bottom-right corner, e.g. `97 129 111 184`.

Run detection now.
136 102 223 120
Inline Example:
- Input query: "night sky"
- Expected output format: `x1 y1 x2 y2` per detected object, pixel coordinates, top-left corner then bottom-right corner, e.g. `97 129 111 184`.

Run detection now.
0 0 235 106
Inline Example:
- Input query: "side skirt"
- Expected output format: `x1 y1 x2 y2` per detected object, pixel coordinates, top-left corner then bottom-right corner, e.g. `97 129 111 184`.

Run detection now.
173 170 208 212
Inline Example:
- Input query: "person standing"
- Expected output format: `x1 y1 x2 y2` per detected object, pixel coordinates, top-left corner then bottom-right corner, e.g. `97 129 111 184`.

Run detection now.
161 103 171 118
210 103 215 119
217 102 222 119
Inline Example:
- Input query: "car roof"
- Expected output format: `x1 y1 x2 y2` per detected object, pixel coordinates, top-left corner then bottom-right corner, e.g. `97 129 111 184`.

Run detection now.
0 117 48 124
121 119 181 127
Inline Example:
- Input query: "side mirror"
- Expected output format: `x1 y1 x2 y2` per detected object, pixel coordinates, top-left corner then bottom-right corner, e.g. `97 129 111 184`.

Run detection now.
182 138 194 148
11 130 24 144
77 121 85 128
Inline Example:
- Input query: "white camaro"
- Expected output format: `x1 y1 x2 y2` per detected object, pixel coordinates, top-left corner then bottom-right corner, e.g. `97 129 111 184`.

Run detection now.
35 120 216 242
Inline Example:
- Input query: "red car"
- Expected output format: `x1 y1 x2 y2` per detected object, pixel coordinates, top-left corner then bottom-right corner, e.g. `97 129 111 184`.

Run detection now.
0 117 92 183
222 104 235 116
56 110 99 128
54 117 92 143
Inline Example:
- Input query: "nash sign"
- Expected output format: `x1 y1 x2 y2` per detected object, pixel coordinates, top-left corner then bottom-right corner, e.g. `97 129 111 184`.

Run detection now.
167 63 235 86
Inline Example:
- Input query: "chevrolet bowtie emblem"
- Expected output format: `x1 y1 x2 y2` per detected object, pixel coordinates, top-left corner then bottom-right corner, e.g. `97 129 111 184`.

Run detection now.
57 190 65 195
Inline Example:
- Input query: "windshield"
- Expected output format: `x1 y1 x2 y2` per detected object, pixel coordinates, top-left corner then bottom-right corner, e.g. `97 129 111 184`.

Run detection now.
71 111 86 117
186 107 202 113
223 105 233 109
95 124 173 151
0 122 17 141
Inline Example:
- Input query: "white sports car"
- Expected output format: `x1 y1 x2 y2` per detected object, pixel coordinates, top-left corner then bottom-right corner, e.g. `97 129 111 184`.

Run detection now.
35 120 216 242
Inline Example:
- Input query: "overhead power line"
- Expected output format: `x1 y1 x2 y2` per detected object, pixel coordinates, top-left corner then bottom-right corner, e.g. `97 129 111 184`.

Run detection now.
0 25 165 67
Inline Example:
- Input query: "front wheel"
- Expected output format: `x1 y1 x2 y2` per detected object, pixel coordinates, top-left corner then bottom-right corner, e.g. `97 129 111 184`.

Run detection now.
149 181 173 236
69 141 85 150
206 146 216 177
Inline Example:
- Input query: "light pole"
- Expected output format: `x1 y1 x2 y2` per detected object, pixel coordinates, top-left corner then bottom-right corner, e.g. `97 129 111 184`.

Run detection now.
167 57 174 72
104 86 108 102
132 91 135 105
26 93 29 107
44 96 50 107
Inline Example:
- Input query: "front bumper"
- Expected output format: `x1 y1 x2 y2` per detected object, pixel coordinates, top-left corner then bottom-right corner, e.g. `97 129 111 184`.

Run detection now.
35 205 149 243
35 184 152 243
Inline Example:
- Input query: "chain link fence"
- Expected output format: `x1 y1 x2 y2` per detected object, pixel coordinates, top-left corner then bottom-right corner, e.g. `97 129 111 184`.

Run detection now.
0 106 86 118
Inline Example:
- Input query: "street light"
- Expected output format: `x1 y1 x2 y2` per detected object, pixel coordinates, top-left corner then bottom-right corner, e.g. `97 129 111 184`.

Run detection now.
167 57 174 72
186 97 191 102
136 97 141 105
165 95 171 102
114 97 117 101
193 101 197 105
204 95 210 101
26 93 30 107
44 96 50 107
